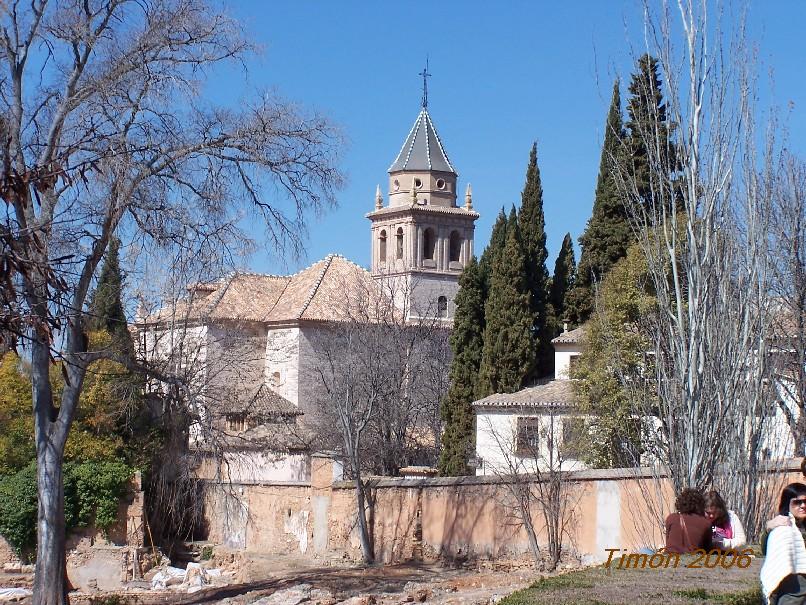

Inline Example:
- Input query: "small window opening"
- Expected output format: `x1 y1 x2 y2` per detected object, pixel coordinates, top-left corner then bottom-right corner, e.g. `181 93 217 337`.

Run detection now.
396 228 404 259
449 231 462 263
414 178 423 189
423 228 436 260
436 178 446 190
516 417 541 457
379 229 387 263
226 413 246 432
437 296 448 318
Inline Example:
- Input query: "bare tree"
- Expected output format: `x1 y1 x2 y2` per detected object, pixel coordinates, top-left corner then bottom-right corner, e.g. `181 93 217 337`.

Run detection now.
476 406 579 571
768 150 806 456
0 1 343 602
309 276 450 563
605 0 779 538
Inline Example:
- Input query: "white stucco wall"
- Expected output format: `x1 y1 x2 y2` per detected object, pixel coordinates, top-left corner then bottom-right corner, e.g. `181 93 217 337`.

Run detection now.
475 410 587 476
265 327 301 406
553 344 581 380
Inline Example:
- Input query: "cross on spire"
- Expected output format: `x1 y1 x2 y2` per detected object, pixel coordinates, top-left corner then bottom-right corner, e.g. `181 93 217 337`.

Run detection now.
419 58 431 108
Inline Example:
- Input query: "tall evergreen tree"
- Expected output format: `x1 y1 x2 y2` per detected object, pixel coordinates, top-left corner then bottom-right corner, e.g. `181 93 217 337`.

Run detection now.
548 233 576 335
87 238 132 352
517 143 552 379
567 79 631 325
625 54 674 210
478 221 534 395
439 257 486 476
479 206 510 291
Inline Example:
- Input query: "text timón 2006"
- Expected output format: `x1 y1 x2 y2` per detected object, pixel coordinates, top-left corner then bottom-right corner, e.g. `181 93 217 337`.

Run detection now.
603 548 754 570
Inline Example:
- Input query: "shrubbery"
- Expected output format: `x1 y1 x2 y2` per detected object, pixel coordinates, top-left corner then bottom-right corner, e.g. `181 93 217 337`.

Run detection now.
0 461 133 557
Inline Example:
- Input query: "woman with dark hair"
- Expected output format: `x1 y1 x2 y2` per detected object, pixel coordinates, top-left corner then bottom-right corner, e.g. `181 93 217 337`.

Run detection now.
760 483 806 605
704 490 746 550
665 488 712 554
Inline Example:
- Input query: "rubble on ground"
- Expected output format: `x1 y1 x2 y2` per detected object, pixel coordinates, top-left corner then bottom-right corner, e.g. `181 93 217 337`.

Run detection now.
148 562 233 593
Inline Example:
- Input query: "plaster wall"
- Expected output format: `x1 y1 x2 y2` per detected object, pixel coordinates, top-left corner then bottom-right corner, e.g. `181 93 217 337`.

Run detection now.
200 459 806 566
264 327 301 406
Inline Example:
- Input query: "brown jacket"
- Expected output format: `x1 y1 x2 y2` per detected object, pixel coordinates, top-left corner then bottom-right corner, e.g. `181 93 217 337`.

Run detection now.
665 513 712 554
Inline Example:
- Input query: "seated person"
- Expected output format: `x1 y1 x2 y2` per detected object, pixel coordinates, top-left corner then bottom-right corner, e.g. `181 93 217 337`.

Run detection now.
760 482 806 605
665 488 712 554
704 490 746 550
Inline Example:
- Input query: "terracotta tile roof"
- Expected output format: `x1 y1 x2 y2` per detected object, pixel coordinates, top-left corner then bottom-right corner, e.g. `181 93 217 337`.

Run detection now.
472 380 577 409
144 255 389 325
551 326 586 344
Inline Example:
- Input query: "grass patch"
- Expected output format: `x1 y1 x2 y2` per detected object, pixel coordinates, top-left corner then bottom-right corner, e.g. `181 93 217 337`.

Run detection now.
497 564 762 605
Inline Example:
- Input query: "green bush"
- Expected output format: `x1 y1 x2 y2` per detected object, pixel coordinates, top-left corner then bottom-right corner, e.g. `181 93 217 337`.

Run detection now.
0 460 133 556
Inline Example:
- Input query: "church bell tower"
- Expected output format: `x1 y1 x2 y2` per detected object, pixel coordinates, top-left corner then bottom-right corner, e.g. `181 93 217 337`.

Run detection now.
366 65 479 320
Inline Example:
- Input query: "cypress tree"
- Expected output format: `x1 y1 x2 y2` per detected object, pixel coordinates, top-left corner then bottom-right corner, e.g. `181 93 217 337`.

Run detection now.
517 143 552 379
568 79 631 325
88 238 132 353
439 257 485 476
625 54 674 210
548 232 576 335
478 206 510 291
478 221 534 395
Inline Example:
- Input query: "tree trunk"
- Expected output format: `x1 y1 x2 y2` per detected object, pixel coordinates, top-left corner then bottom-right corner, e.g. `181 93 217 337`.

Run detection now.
32 440 67 605
354 477 374 563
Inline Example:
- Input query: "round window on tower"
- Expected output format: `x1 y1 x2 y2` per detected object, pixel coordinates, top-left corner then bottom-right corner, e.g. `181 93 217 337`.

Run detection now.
436 178 446 190
414 178 423 189
393 179 400 191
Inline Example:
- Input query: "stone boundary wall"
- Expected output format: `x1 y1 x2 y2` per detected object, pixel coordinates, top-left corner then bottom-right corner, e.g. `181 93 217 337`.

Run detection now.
203 458 805 565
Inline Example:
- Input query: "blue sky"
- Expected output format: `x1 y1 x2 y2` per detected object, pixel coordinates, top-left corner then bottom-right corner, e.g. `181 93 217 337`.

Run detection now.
215 1 806 274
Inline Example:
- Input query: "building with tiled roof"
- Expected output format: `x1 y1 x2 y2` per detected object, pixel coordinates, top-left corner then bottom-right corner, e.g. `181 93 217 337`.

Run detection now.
473 326 588 476
136 95 477 482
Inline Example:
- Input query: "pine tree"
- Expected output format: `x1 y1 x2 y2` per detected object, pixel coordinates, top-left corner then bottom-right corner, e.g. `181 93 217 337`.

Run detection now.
517 143 552 379
548 233 576 335
439 257 485 476
478 221 534 395
88 238 132 353
567 79 631 325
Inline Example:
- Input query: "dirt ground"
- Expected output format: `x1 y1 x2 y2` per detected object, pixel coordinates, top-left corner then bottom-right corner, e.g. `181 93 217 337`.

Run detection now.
1 552 764 605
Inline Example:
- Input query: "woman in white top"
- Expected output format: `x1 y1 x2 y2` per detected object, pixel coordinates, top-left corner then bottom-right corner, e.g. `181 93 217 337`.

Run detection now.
704 490 746 550
760 482 806 605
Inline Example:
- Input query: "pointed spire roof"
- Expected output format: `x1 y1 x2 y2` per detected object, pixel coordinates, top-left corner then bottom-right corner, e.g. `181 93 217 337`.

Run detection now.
388 108 456 175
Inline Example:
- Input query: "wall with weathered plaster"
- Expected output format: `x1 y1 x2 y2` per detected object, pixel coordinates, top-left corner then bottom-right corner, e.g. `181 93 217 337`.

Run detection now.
202 459 805 566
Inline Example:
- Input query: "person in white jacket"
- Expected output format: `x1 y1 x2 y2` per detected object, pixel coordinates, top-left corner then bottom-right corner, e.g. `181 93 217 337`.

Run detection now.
760 482 806 605
704 490 747 550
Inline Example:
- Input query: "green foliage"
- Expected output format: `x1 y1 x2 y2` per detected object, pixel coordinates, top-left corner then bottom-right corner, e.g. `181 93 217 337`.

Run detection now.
548 232 576 334
570 78 632 326
0 461 133 555
439 257 485 476
87 238 133 354
625 54 676 211
479 220 534 395
0 354 35 474
572 244 655 468
0 464 38 557
517 143 553 379
479 207 510 297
